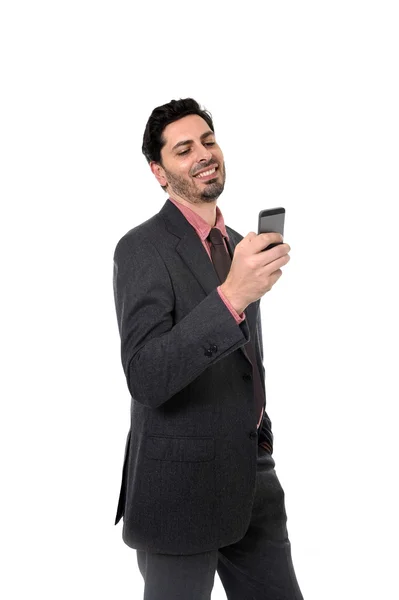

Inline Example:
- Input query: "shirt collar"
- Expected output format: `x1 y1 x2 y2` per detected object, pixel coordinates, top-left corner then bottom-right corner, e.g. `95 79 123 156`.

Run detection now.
167 196 229 242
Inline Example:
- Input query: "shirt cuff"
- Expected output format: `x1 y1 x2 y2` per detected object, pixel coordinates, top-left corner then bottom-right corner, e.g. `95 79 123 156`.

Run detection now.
217 285 245 324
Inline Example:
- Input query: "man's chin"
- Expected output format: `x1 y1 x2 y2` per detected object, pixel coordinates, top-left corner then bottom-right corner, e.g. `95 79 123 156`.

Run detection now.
201 182 224 200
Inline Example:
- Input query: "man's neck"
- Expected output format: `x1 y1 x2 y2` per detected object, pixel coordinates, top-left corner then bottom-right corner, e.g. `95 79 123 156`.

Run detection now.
169 195 217 228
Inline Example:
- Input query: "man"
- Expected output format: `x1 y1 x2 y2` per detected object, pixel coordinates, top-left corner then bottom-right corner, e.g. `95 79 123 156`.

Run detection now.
112 98 303 599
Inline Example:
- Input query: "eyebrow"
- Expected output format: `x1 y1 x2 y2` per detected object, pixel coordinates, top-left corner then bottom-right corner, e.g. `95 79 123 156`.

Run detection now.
171 130 214 152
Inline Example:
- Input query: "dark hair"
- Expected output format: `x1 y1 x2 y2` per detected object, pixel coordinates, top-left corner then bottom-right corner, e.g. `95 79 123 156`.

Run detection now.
142 98 215 192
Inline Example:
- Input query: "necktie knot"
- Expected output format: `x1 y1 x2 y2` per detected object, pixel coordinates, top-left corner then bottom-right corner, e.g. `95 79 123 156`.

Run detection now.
208 227 225 246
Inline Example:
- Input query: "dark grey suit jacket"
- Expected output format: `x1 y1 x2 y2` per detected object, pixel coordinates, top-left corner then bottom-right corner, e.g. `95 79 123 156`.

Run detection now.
113 198 272 555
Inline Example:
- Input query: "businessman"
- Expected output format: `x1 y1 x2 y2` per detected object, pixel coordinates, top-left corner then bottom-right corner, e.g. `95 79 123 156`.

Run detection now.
112 98 304 599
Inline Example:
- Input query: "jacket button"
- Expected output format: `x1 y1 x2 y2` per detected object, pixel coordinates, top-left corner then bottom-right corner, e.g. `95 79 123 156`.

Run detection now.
249 431 257 439
204 349 213 357
242 373 252 381
210 344 218 353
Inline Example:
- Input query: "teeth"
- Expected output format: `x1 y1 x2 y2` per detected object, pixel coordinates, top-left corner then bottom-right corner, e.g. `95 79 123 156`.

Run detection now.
196 167 216 178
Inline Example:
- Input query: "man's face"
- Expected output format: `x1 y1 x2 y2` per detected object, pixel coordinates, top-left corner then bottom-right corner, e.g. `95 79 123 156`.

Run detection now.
151 114 226 204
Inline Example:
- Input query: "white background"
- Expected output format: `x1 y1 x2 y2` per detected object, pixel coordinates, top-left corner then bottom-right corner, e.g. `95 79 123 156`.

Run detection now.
1 1 398 598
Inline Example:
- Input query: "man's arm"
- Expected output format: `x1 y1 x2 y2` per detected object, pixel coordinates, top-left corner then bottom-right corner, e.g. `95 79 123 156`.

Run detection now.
113 232 251 409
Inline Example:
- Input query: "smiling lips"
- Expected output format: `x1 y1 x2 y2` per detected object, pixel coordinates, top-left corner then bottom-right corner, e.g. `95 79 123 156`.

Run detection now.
194 166 218 180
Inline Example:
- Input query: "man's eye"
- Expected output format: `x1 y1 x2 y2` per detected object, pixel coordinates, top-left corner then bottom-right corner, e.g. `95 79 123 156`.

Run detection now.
178 142 215 156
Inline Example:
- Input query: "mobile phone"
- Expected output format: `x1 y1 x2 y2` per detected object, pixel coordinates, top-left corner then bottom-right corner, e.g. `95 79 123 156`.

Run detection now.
258 207 285 251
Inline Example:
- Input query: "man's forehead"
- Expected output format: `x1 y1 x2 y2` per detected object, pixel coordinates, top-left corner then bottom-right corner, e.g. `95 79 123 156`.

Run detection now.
164 115 213 149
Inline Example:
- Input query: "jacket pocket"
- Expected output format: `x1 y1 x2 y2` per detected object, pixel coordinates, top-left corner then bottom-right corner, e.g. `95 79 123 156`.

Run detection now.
142 436 217 544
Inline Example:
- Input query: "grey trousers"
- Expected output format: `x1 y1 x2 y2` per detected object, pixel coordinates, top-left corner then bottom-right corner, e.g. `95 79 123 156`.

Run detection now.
136 446 304 600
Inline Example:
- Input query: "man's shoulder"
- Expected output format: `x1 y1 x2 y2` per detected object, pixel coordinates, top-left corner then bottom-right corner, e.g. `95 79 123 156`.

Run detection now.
113 214 164 258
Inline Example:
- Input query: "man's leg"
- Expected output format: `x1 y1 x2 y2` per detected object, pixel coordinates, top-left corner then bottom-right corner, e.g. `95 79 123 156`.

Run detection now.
136 548 218 600
216 447 304 600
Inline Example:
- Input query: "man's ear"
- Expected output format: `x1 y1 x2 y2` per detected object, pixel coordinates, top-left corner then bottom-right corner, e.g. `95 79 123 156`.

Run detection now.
150 161 168 187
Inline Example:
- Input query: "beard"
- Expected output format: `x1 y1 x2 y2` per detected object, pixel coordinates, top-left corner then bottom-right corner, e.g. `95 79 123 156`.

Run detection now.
163 162 226 204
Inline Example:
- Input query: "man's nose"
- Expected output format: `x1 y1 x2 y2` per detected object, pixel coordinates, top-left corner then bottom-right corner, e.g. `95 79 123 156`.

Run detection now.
194 144 213 163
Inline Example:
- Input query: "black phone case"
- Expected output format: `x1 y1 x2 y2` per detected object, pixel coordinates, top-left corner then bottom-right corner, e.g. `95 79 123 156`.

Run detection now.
258 207 285 251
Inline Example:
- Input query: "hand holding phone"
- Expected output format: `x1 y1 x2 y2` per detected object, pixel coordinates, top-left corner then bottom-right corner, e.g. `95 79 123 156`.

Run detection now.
219 208 290 313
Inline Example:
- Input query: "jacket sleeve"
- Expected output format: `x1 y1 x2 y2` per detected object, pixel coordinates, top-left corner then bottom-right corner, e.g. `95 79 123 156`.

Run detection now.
113 233 251 408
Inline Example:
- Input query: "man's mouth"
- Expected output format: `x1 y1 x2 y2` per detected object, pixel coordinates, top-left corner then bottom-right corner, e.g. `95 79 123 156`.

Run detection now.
194 166 218 181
